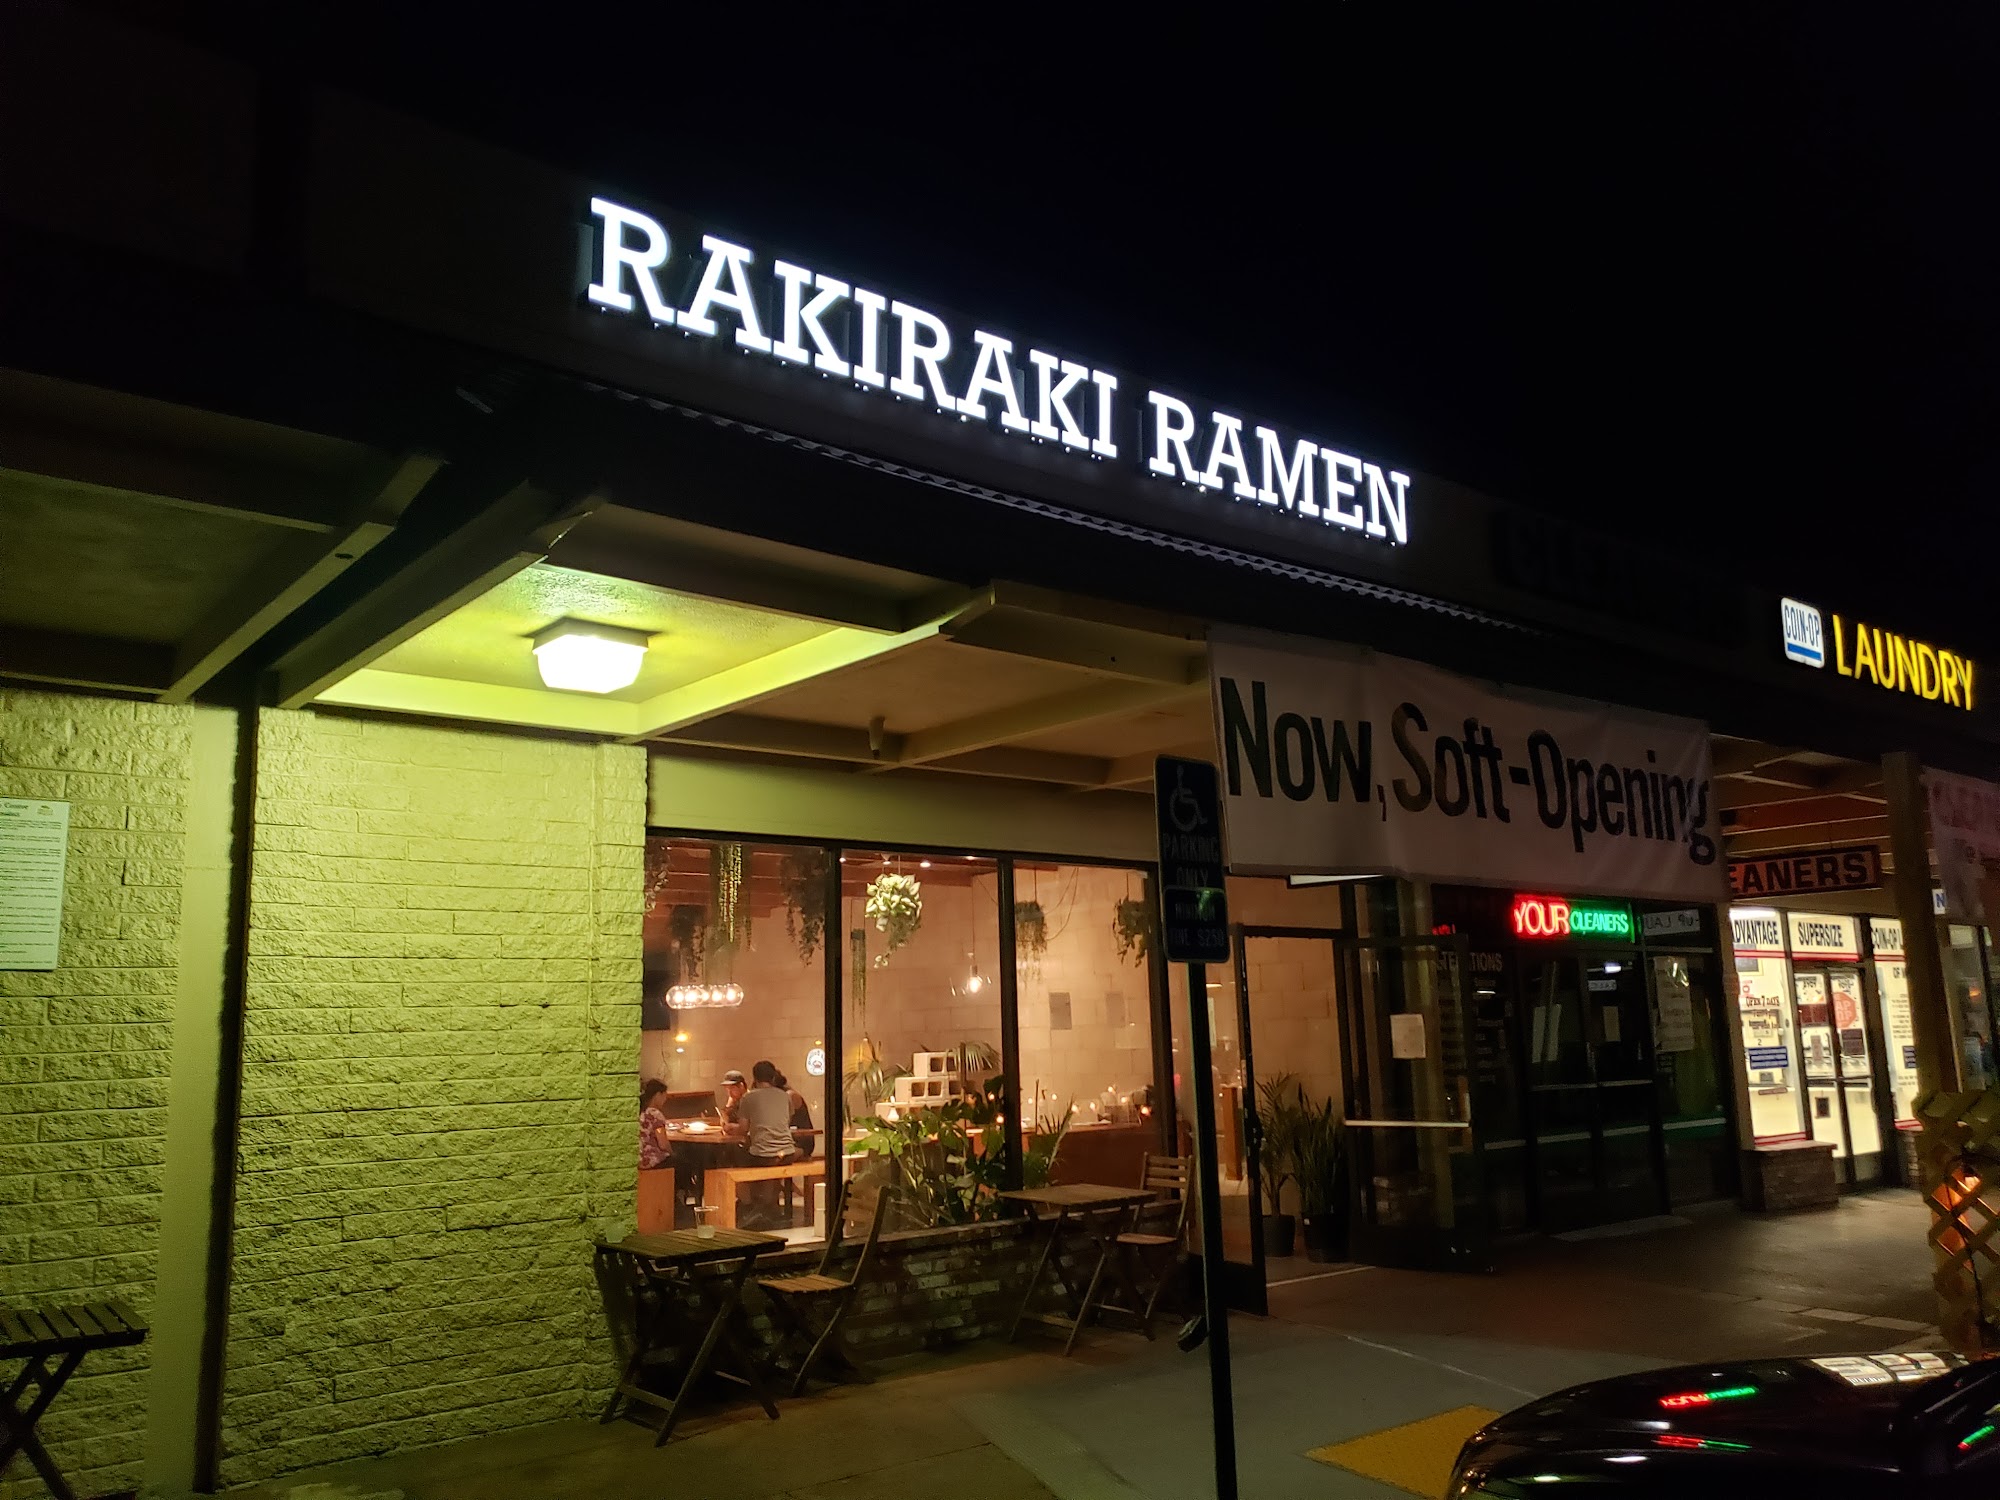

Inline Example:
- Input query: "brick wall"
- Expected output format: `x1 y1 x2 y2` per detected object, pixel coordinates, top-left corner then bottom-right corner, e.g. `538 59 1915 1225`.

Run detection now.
219 710 644 1485
0 690 194 1500
619 1217 1170 1378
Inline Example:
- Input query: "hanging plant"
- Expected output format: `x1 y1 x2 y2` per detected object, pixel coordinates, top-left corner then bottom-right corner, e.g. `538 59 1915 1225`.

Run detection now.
779 848 828 964
667 904 706 983
642 840 676 914
1014 900 1048 969
709 842 750 954
1113 898 1155 966
849 927 869 1031
865 873 923 964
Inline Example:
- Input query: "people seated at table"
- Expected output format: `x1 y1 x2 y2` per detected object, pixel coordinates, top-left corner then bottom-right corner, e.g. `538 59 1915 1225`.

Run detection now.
639 1079 671 1170
739 1060 797 1163
717 1068 747 1123
774 1069 815 1160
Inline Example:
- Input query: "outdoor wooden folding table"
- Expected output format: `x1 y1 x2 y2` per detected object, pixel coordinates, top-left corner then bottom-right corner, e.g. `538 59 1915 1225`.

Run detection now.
1000 1183 1155 1356
596 1228 783 1446
1 1301 148 1500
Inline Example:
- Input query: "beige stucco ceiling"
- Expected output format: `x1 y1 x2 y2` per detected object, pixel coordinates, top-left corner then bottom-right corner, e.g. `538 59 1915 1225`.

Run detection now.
0 468 295 642
365 563 835 701
750 640 1090 735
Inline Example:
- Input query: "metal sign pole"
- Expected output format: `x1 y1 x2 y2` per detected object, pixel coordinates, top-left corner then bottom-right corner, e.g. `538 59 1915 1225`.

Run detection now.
1153 756 1238 1500
1182 957 1239 1500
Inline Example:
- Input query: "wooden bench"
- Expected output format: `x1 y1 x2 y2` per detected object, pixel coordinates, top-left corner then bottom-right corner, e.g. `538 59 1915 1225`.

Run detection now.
1 1301 148 1500
703 1160 826 1229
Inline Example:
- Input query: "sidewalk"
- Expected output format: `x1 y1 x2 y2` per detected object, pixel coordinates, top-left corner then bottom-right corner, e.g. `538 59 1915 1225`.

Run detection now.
207 1192 1938 1500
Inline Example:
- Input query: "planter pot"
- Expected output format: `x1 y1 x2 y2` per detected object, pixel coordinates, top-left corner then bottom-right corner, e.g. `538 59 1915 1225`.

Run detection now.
1299 1211 1347 1263
1261 1213 1297 1259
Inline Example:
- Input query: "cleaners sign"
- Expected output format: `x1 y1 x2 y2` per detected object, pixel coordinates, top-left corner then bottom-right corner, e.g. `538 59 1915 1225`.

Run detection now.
583 199 1413 549
1209 631 1723 902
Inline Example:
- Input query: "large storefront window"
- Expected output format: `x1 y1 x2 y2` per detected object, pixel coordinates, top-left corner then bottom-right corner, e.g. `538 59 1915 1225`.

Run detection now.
636 836 1173 1241
640 840 832 1240
1730 908 1805 1141
1947 925 1996 1090
841 850 1003 1223
1012 861 1159 1187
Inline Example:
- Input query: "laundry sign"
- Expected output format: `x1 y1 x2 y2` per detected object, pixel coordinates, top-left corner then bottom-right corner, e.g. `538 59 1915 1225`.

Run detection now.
1208 631 1723 902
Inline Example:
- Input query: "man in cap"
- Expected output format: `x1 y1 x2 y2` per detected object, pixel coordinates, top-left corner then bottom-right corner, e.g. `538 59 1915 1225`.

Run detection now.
718 1068 747 1123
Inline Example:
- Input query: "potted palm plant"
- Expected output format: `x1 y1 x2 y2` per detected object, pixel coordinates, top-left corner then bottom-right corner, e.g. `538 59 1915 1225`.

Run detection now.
1293 1093 1347 1262
1254 1073 1305 1258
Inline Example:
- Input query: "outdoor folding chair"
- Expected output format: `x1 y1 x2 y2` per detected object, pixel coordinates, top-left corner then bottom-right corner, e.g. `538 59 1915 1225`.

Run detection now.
757 1180 900 1396
1071 1153 1193 1346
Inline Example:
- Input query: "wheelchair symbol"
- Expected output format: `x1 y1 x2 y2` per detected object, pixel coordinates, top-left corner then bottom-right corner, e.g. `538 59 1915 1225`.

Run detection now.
1168 768 1205 835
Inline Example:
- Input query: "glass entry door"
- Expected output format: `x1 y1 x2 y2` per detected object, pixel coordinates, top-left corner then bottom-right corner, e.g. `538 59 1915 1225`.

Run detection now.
1336 935 1488 1271
1524 952 1667 1231
1793 966 1884 1186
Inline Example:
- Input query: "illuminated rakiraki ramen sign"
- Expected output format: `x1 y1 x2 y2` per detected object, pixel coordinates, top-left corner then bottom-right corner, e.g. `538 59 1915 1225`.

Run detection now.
583 198 1413 547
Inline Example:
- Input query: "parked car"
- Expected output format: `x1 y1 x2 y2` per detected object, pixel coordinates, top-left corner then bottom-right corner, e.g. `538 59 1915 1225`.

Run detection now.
1449 1351 2000 1496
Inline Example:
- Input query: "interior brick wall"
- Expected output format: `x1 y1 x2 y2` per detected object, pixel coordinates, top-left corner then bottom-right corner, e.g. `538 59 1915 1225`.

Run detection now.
218 710 644 1484
0 690 194 1500
1015 864 1157 1125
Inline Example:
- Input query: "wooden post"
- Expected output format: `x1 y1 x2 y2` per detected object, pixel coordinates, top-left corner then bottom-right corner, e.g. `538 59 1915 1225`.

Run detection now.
1884 752 1963 1095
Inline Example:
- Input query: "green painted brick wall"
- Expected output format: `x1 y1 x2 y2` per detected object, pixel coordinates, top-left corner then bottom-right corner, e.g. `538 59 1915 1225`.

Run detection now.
0 690 195 1500
218 710 644 1485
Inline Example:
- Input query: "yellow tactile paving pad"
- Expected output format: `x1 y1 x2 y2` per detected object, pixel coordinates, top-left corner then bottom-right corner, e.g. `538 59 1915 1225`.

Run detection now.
1307 1405 1500 1497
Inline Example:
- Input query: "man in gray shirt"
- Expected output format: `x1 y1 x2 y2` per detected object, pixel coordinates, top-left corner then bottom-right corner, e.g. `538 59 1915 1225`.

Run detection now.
739 1060 797 1162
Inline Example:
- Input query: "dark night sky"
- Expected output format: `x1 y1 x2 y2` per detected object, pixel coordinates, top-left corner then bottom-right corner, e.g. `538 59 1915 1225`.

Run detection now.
127 4 2000 655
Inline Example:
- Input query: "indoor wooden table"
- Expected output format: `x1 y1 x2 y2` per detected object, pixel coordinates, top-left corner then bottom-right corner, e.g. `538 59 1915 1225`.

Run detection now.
660 1123 745 1223
999 1183 1155 1356
596 1228 783 1445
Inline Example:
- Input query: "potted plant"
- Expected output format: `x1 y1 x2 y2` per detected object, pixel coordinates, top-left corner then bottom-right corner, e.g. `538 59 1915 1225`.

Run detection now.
1254 1073 1305 1258
1293 1093 1347 1262
843 1038 908 1116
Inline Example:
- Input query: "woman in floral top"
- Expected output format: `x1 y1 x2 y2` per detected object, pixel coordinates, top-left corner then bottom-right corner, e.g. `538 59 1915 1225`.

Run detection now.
639 1079 672 1170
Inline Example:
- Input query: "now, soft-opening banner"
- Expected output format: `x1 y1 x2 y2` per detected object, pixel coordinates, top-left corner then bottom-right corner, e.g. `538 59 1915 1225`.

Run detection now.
1208 630 1725 903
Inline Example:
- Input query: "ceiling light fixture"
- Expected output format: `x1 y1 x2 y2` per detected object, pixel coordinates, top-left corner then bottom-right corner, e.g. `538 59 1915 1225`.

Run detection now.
668 983 745 1009
531 618 652 694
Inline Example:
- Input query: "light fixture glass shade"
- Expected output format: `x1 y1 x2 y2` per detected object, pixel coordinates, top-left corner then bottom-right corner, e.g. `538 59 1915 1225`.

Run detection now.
531 619 651 694
668 983 745 1010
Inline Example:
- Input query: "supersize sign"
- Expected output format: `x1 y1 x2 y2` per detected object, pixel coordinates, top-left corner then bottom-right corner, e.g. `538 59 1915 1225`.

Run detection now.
582 198 1413 548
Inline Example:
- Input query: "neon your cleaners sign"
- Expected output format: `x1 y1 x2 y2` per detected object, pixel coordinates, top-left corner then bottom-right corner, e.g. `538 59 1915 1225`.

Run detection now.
583 198 1412 547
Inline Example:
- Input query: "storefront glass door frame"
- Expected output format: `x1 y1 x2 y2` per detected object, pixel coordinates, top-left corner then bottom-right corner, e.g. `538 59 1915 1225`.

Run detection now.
1519 945 1670 1232
1786 959 1884 1188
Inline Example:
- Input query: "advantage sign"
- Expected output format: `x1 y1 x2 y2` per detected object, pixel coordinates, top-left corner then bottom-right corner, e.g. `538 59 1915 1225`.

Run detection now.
1727 845 1882 900
1156 757 1230 964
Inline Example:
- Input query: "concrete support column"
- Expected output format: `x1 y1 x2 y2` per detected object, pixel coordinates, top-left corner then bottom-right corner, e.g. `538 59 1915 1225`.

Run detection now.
1883 751 1963 1095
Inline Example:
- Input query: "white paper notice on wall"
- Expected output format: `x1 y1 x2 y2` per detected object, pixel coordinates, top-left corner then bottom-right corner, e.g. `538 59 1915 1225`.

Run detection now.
1600 1007 1622 1044
0 798 70 971
1389 1012 1427 1060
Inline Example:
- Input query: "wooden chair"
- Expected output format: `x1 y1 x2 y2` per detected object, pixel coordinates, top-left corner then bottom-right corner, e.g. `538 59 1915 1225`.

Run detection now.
1072 1154 1193 1346
757 1180 900 1396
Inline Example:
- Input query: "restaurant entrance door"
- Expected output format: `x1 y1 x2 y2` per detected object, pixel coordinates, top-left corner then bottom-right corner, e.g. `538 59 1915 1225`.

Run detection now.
1336 934 1488 1272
